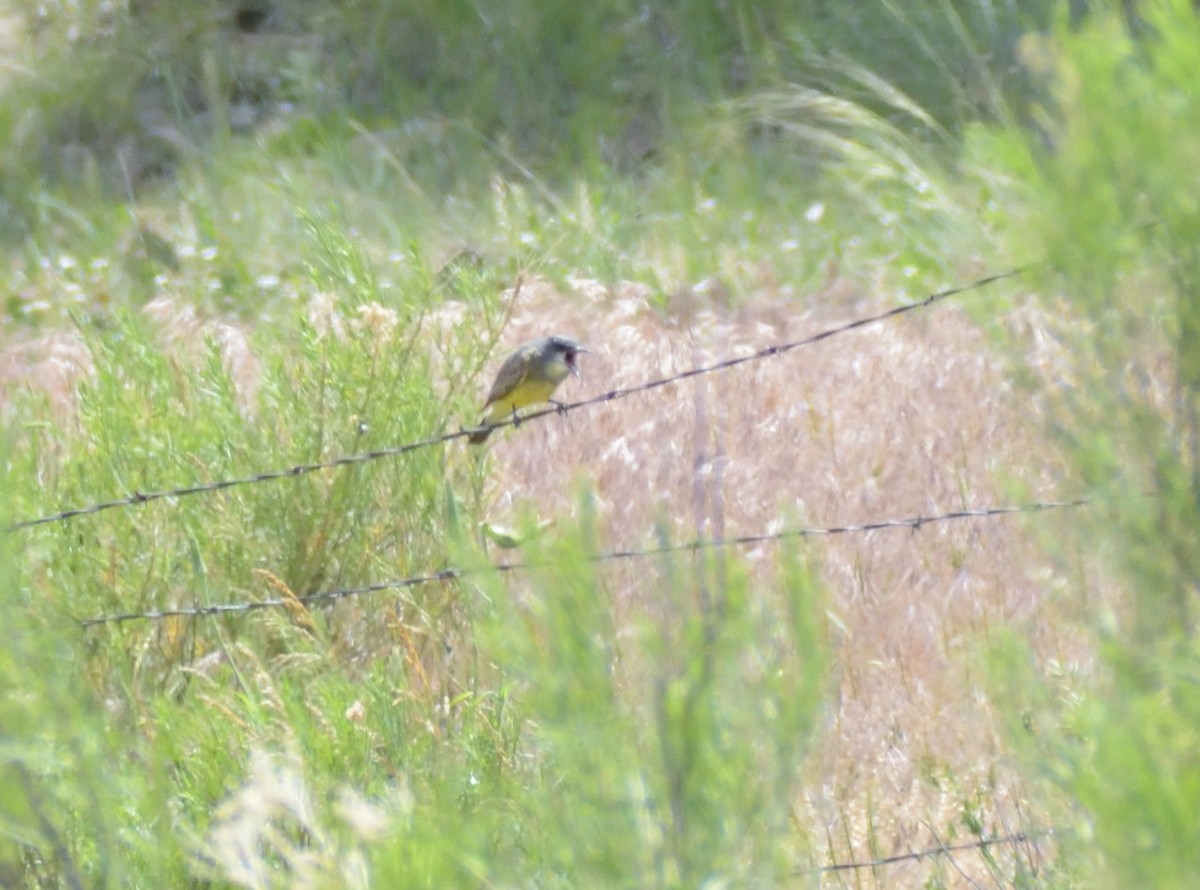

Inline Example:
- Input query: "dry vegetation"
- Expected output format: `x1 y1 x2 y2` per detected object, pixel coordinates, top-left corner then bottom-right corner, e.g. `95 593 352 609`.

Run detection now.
0 329 93 419
476 274 1094 884
1 256 1105 885
7 1 1200 885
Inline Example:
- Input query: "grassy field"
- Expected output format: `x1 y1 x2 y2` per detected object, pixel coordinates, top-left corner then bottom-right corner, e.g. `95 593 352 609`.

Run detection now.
3 1 1200 887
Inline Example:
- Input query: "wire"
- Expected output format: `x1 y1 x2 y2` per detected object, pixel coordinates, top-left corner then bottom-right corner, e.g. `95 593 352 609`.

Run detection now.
796 829 1057 876
78 496 1081 628
10 267 1024 532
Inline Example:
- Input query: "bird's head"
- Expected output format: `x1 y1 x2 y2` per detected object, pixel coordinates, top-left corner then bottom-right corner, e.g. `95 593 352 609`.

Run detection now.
547 335 588 378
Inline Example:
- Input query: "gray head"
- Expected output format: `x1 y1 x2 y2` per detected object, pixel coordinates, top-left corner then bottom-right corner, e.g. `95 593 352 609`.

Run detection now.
543 335 588 378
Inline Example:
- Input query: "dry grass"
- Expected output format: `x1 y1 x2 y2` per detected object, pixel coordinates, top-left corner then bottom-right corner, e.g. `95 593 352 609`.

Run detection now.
0 294 261 420
3 270 1097 886
0 329 93 420
475 274 1093 885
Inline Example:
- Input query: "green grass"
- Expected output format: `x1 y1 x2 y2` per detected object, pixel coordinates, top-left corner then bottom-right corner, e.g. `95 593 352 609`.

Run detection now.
4 377 832 886
1 181 841 884
974 3 1200 887
8 0 1200 887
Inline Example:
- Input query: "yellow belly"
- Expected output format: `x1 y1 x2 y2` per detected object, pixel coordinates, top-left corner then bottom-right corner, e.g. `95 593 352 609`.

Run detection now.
482 376 562 423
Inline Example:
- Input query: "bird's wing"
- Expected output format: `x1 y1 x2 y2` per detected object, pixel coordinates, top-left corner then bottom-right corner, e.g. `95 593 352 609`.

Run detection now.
483 345 532 407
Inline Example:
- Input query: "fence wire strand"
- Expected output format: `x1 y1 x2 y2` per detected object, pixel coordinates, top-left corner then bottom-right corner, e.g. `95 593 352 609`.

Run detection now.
16 263 1075 878
797 829 1057 876
12 267 1024 532
79 497 1082 628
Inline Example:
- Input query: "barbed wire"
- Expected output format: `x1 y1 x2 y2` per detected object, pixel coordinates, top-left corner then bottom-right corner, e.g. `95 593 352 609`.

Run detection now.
78 496 1082 628
11 267 1025 533
597 498 1083 562
796 828 1058 876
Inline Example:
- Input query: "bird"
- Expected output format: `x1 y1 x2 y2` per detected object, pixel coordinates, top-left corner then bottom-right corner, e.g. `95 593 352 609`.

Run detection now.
467 335 588 444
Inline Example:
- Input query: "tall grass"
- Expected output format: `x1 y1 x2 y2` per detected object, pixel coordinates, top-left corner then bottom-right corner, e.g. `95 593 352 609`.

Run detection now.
1 0 1055 244
974 0 1200 885
1 206 836 885
0 1 1135 886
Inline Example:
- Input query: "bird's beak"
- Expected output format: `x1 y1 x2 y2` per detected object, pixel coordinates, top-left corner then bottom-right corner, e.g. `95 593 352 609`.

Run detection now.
568 347 587 378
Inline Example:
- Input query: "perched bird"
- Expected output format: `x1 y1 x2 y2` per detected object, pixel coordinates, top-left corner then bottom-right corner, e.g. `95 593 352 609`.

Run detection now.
468 335 588 444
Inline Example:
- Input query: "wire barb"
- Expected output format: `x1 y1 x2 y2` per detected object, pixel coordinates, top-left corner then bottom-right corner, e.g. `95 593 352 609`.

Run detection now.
795 828 1058 876
77 497 1083 628
9 267 1023 532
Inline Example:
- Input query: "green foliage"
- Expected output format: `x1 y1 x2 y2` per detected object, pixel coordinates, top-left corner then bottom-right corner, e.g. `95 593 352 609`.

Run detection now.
976 2 1200 886
438 505 829 886
2 214 831 883
973 0 1200 639
1 0 1022 320
15 275 457 643
786 0 1058 125
1069 641 1200 888
994 633 1200 890
970 0 1200 306
0 1 1097 886
725 66 965 283
1 0 1056 247
0 463 188 887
